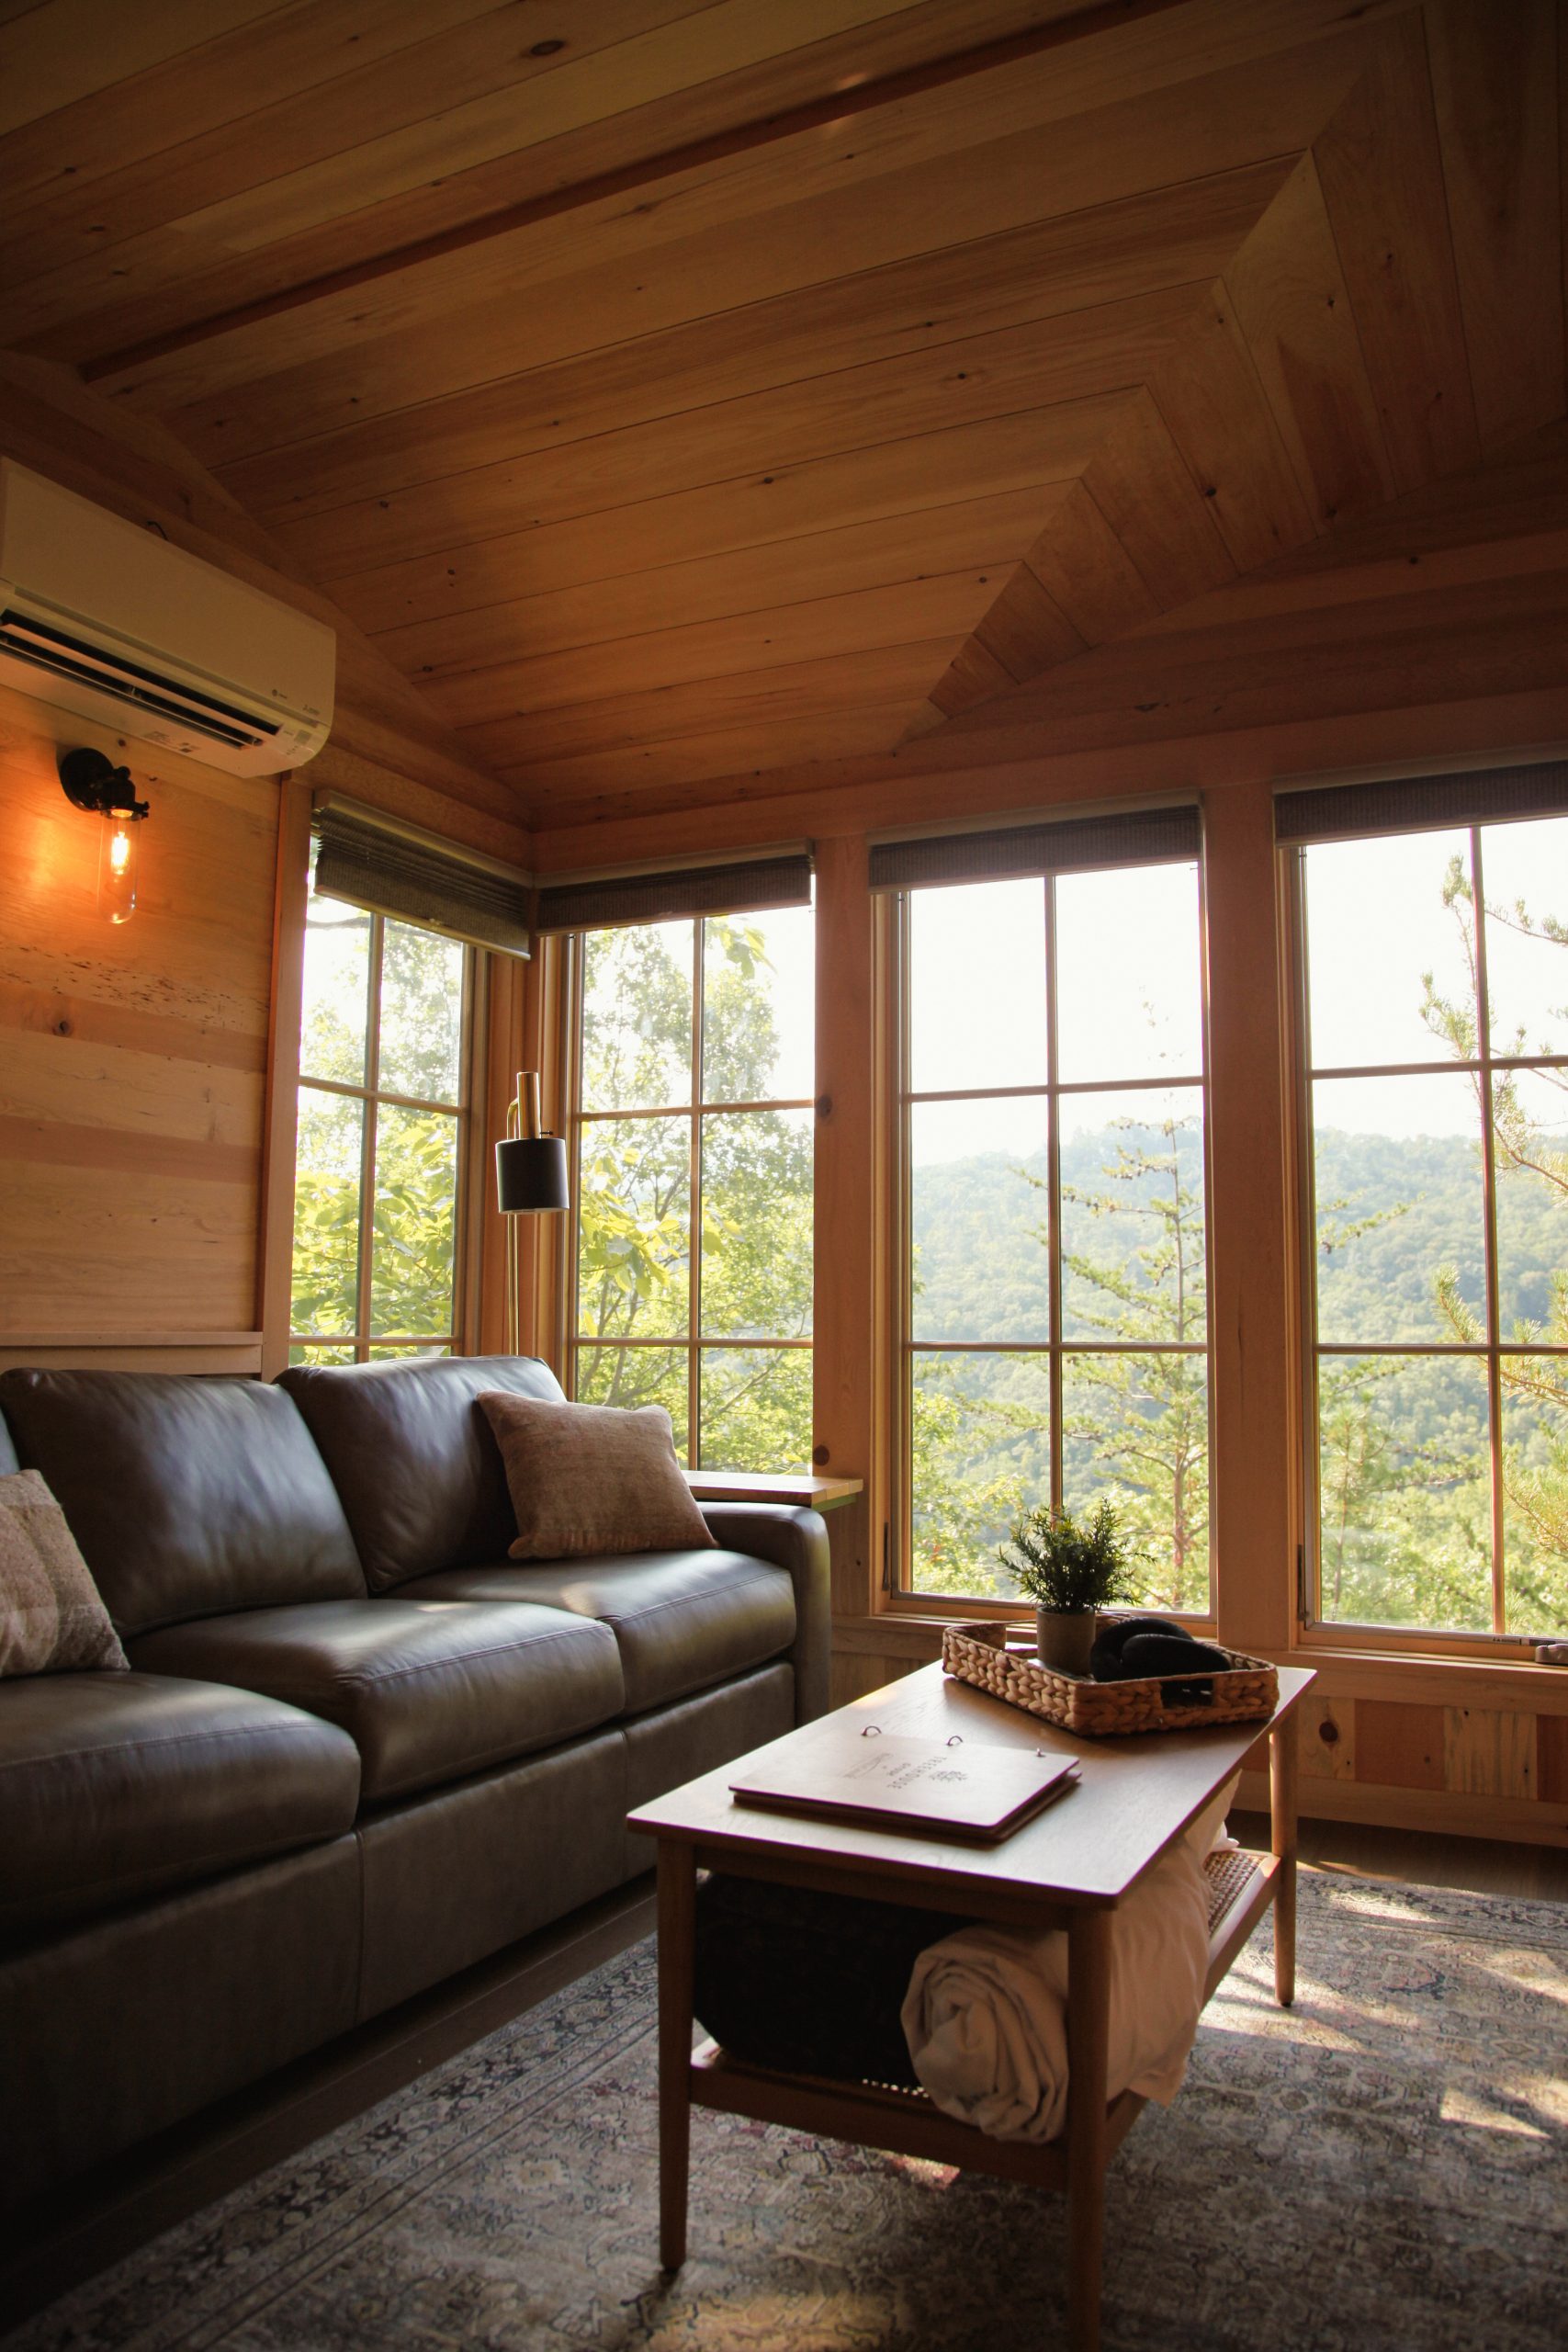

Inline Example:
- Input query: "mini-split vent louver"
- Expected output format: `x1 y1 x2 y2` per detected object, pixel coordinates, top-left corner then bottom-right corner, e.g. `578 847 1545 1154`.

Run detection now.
0 460 335 775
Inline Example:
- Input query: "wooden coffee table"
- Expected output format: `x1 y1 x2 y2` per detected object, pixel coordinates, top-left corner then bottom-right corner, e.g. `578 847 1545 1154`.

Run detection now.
628 1657 1314 2352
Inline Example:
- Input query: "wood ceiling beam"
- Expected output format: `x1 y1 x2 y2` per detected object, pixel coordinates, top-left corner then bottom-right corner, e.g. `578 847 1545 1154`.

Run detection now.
0 2 1101 360
85 0 1381 433
73 0 1192 385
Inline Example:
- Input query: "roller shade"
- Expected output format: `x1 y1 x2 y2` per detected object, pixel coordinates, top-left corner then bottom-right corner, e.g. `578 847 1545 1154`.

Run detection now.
312 798 531 958
868 803 1201 891
534 849 811 933
1275 762 1568 844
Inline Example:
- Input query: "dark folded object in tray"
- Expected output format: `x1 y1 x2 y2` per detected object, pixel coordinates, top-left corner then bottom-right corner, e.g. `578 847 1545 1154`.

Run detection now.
693 1872 974 2088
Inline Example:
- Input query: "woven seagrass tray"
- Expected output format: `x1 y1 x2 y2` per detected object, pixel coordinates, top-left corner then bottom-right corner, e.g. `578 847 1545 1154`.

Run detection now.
942 1620 1278 1736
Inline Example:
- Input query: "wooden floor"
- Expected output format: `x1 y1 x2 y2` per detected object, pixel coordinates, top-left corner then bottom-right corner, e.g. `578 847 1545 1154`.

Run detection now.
2 1821 1562 2332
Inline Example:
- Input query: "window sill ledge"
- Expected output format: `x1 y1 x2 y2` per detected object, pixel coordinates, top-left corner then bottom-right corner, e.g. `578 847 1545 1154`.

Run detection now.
1282 1639 1568 1708
834 1614 1568 1710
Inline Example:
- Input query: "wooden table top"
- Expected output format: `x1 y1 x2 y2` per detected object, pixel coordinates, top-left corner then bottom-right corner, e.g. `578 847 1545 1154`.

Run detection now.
629 1660 1314 1915
683 1468 863 1511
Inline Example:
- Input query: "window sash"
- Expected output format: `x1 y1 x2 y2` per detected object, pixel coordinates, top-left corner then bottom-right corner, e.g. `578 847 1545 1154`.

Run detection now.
289 899 474 1364
565 916 814 1468
1289 816 1567 1648
888 875 1214 1614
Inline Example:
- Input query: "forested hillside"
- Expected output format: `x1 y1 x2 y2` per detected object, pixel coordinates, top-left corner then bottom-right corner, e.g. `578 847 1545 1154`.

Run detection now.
909 1118 1564 1633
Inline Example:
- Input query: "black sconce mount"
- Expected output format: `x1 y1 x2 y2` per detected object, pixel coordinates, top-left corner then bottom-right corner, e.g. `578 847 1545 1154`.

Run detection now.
58 746 150 822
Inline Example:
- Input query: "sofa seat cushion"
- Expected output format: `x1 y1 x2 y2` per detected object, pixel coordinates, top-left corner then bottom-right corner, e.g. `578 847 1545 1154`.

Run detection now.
398 1552 796 1716
0 1670 360 1941
129 1600 625 1803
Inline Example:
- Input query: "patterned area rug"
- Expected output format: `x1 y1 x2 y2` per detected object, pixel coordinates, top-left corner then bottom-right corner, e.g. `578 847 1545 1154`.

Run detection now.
9 1872 1566 2352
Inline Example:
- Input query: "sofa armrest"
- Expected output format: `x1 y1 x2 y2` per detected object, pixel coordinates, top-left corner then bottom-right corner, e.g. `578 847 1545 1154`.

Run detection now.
698 1503 829 1724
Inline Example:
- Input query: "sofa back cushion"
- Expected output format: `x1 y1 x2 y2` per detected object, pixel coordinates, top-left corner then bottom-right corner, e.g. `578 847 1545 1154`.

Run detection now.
0 1371 366 1635
0 1409 17 1477
276 1354 565 1589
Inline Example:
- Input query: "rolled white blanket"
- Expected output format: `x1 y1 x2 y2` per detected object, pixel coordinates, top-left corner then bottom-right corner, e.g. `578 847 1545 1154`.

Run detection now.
900 1778 1238 2143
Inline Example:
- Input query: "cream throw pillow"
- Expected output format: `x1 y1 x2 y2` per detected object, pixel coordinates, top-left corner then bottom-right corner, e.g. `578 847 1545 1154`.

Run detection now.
0 1469 129 1678
478 1393 716 1560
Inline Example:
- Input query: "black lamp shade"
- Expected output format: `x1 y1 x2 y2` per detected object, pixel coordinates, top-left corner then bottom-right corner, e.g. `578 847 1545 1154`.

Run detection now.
495 1134 569 1213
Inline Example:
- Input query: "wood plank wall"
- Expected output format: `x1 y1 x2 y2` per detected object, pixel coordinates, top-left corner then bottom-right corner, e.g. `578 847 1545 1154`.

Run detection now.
0 683 274 1361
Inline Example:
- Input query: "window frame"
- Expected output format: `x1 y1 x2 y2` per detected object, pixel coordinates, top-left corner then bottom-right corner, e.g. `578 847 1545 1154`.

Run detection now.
563 910 816 1468
884 858 1217 1623
288 877 479 1367
1286 818 1568 1659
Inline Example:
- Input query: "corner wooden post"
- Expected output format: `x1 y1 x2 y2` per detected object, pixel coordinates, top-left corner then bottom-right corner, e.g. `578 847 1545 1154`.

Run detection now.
257 775 312 1379
812 833 880 1628
657 1841 696 2271
1202 780 1295 1658
1066 1905 1114 2352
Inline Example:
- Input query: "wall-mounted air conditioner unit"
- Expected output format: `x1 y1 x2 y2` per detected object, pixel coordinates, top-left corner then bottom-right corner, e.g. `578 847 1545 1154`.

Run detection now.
0 460 335 775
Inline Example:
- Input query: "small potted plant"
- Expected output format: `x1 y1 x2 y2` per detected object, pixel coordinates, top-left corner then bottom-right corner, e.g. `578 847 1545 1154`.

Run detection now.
997 1498 1139 1676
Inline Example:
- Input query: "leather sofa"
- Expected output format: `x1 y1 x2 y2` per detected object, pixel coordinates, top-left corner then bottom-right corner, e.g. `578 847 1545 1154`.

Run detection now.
0 1354 829 2210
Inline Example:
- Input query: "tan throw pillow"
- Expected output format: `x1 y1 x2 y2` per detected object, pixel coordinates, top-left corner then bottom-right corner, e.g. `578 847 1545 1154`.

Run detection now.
0 1469 129 1678
478 1393 716 1560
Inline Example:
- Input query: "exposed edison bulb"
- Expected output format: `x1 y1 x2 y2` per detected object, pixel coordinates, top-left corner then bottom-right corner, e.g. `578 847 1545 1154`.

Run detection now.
98 815 140 924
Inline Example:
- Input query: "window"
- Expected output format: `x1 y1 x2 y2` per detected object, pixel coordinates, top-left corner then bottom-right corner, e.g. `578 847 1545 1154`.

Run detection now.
1295 813 1568 1639
893 856 1211 1611
568 908 814 1469
288 848 472 1365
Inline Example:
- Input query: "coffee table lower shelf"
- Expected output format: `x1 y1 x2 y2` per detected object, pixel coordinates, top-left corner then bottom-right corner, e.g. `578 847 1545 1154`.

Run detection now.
688 1849 1280 2193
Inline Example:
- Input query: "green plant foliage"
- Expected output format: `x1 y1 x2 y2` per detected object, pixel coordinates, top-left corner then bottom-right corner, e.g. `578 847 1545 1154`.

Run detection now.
290 898 465 1346
1306 841 1566 1634
1056 1113 1208 1611
906 1113 1211 1609
575 918 813 1472
909 1355 1047 1600
997 1497 1140 1614
368 1106 457 1336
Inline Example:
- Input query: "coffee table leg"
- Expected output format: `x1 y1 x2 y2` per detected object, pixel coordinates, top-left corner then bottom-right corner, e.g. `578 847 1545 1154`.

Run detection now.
1269 1712 1299 2008
1066 1906 1113 2352
657 1841 695 2270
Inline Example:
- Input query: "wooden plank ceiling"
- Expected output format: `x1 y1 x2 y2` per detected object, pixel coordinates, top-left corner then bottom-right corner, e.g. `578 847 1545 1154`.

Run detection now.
0 0 1561 835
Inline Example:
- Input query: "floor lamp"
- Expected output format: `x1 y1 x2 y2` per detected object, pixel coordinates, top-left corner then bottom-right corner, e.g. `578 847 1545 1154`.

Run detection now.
495 1070 569 1355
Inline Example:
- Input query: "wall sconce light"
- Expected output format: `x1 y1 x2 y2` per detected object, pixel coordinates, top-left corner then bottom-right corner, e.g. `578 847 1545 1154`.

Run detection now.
495 1069 568 1353
59 747 150 925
